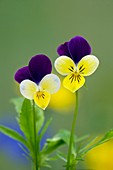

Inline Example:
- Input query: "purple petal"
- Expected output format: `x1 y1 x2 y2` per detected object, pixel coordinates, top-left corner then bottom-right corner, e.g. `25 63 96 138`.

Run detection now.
68 36 92 64
57 42 71 57
29 54 52 84
14 66 33 83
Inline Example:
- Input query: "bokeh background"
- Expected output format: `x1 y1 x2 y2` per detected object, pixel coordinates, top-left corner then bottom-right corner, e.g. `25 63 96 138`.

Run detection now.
1 0 113 169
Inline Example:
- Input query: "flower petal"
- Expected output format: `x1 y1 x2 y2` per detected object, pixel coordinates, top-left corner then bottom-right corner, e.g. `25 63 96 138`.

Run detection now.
63 73 85 93
34 91 51 110
77 55 99 76
29 54 52 84
68 36 92 64
40 74 61 94
54 56 76 75
14 66 33 83
20 80 37 99
57 42 71 57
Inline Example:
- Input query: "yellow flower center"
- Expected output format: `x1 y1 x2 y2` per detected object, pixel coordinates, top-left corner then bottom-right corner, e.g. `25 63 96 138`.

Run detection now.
68 65 82 83
36 91 45 99
69 72 81 83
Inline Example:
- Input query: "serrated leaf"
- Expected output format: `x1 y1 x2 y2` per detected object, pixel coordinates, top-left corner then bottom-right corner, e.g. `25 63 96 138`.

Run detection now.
0 125 28 147
19 99 34 143
79 129 113 156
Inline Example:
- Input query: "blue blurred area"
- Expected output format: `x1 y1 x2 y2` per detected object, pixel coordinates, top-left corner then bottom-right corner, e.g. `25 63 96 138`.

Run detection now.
0 115 29 165
0 115 52 169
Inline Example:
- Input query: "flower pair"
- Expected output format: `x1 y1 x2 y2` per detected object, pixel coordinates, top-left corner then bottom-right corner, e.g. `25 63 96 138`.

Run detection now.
15 36 99 110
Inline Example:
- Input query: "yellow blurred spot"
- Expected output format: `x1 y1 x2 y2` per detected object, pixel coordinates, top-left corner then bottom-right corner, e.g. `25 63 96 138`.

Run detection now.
85 139 113 170
49 83 75 112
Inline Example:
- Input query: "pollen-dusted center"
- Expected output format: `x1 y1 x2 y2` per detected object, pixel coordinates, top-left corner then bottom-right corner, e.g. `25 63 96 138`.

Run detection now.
36 91 45 99
69 73 81 83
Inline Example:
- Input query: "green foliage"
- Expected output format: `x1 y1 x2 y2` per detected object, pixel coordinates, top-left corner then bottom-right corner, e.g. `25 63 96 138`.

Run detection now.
55 129 113 168
39 117 52 144
3 97 113 169
79 129 113 156
11 97 24 114
11 98 44 141
11 98 45 157
35 106 44 134
39 130 70 167
41 129 70 156
19 99 34 142
0 125 28 147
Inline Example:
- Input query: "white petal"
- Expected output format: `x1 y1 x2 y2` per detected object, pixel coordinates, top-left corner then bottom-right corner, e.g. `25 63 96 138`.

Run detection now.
20 80 37 99
40 74 61 94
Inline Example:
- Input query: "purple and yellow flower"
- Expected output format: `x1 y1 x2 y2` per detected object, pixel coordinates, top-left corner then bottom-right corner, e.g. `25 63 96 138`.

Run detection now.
14 54 60 110
55 36 99 93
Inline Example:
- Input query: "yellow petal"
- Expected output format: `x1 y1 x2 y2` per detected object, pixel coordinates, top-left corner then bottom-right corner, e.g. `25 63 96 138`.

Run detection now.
34 91 51 110
63 73 85 93
77 55 99 76
40 74 61 94
20 80 37 99
54 56 76 75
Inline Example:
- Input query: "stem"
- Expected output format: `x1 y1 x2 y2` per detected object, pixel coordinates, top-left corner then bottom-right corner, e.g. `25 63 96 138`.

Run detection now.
32 100 38 170
66 91 79 170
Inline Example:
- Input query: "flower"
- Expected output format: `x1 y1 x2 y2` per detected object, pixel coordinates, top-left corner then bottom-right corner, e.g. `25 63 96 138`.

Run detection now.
55 36 99 93
14 54 60 110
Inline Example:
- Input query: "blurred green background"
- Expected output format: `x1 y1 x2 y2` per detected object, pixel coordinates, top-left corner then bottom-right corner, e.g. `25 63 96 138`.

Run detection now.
0 0 113 169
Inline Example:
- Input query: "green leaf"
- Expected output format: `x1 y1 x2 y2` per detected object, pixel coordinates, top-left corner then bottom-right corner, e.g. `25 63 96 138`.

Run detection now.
57 151 67 162
19 99 34 143
0 125 28 147
42 139 64 155
79 129 113 156
11 97 44 135
42 162 51 168
19 99 45 151
41 129 71 155
47 129 71 145
11 97 24 114
76 134 89 143
97 129 113 145
35 106 44 134
39 117 52 142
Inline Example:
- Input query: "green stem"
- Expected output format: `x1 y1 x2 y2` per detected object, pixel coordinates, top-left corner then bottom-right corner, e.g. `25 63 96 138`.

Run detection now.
66 91 79 170
32 100 38 170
